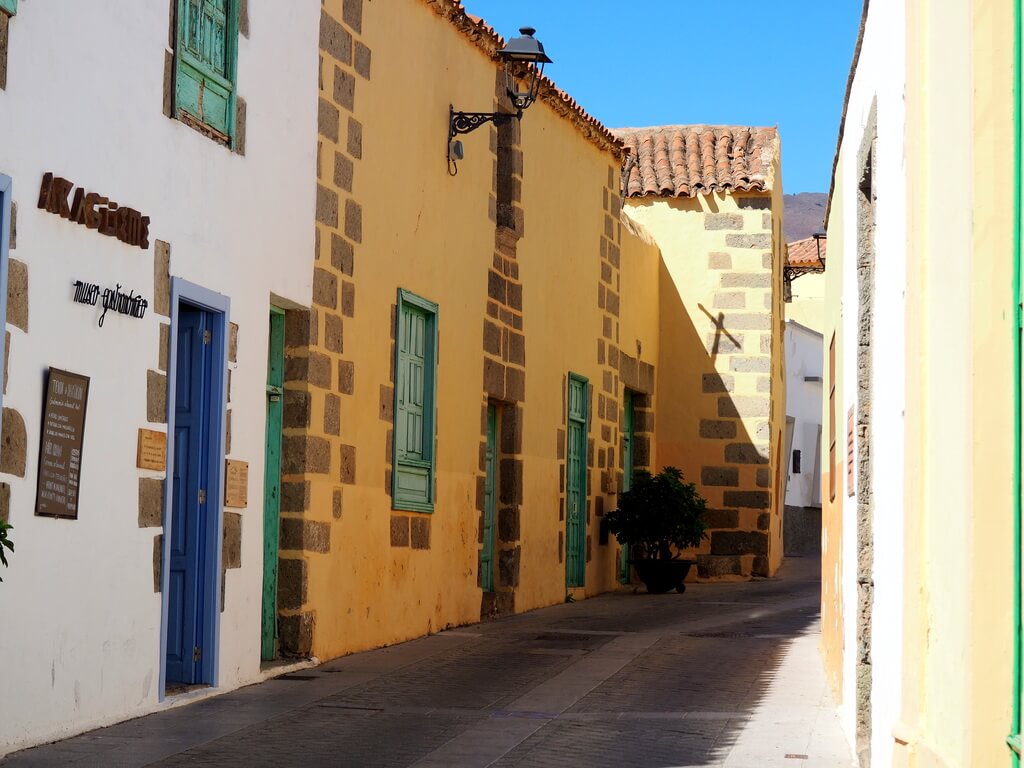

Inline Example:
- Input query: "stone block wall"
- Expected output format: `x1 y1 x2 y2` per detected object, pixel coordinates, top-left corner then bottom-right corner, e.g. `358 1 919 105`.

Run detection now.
277 0 367 657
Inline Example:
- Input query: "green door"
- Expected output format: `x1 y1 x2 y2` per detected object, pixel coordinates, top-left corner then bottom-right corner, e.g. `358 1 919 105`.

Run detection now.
619 393 636 583
481 405 498 592
566 374 588 588
261 308 285 661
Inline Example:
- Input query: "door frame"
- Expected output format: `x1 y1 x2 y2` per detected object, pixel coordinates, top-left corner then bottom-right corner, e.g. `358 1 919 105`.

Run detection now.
566 372 589 588
262 306 285 660
159 277 230 699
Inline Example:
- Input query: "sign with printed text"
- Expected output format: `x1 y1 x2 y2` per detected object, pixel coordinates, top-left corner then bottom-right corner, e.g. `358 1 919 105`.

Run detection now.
224 460 248 508
35 368 90 519
136 429 167 471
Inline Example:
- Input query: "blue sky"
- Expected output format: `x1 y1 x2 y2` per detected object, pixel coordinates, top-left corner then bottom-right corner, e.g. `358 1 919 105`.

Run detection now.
462 1 863 194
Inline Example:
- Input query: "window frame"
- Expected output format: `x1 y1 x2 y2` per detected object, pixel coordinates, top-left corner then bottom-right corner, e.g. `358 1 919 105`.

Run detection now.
392 289 439 513
173 0 239 146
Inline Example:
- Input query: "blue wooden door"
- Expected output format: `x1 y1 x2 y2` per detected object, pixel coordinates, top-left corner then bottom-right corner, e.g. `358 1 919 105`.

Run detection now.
481 405 497 592
166 308 213 684
566 375 587 588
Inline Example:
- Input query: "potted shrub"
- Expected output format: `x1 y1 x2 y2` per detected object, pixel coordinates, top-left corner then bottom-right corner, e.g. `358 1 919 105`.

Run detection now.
604 467 707 593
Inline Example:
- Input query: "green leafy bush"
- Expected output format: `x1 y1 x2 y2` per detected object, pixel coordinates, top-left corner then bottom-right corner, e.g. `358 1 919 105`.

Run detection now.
0 519 12 581
604 467 707 560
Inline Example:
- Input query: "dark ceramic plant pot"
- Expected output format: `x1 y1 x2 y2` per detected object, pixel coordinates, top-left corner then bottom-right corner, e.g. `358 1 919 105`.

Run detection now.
630 558 695 594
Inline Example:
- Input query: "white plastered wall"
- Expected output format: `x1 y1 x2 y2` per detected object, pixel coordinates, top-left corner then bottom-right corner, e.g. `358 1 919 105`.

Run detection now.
831 2 908 763
0 3 318 753
784 321 823 508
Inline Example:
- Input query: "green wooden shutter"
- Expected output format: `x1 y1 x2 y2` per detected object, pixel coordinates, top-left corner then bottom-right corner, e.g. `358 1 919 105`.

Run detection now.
176 0 237 138
0 1 17 17
393 290 438 512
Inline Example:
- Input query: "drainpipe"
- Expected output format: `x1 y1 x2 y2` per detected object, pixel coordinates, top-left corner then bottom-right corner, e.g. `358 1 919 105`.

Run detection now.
1010 0 1022 759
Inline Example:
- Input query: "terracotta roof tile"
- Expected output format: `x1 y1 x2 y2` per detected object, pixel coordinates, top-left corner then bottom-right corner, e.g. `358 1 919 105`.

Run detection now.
787 236 826 267
613 125 779 198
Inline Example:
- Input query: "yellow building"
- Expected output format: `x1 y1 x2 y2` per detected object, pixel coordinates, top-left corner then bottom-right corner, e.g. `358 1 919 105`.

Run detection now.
616 126 788 579
821 0 1019 764
266 0 789 664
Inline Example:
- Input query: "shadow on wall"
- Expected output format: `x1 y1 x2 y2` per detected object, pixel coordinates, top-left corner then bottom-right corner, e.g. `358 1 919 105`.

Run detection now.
656 258 777 578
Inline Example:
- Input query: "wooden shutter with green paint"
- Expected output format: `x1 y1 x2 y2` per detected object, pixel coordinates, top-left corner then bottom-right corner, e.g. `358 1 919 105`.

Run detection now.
0 1 17 17
176 0 236 139
566 374 588 588
393 290 438 512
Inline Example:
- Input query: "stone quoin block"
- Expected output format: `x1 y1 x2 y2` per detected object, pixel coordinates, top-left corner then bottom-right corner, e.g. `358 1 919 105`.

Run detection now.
279 611 316 657
713 292 746 309
354 42 371 79
725 233 772 249
0 408 25 477
283 389 311 429
700 419 737 439
324 313 343 353
720 272 771 289
332 489 344 519
154 242 171 317
316 185 338 227
153 534 163 592
318 98 340 142
704 508 740 529
147 371 167 424
331 233 354 275
711 530 768 556
313 268 338 309
499 546 521 587
707 333 743 354
723 490 770 510
338 360 355 394
319 10 352 63
6 259 27 332
718 396 770 419
701 466 739 487
324 393 341 435
704 213 744 230
730 356 771 373
697 554 744 578
410 517 431 549
390 515 409 547
702 373 734 393
720 313 772 330
347 117 363 159
725 442 770 465
281 481 310 513
333 66 355 112
222 511 242 568
708 252 732 269
282 435 331 475
281 518 331 554
138 478 164 528
339 444 356 484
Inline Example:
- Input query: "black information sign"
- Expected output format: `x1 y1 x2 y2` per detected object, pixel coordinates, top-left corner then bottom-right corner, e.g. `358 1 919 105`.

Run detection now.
35 368 90 519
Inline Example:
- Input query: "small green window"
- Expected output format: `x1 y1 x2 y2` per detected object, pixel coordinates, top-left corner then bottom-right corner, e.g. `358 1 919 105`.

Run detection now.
393 290 439 512
175 0 237 142
0 1 17 17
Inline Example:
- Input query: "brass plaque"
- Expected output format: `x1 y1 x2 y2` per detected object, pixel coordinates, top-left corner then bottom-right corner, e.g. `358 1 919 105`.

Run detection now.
35 368 90 519
137 429 167 471
224 460 248 508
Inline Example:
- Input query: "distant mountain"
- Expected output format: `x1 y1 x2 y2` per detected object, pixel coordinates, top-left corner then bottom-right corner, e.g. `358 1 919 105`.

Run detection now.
784 192 827 242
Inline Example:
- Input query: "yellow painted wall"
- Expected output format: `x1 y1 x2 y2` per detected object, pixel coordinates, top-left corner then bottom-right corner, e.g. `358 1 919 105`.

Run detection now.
297 0 662 661
626 179 786 578
898 0 1015 764
820 159 844 703
787 271 825 332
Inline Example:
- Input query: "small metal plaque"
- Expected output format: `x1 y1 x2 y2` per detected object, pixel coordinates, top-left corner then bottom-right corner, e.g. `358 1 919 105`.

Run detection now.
136 429 166 471
224 460 248 508
35 368 90 519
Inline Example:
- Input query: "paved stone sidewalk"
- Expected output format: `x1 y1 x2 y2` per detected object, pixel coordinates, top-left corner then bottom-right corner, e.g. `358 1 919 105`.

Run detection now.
3 557 853 767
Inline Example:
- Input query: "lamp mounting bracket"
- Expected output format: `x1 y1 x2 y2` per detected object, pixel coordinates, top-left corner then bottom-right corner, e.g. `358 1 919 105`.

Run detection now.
449 105 521 140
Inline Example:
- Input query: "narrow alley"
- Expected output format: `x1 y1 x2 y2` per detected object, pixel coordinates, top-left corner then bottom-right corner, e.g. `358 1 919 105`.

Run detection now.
2 558 851 768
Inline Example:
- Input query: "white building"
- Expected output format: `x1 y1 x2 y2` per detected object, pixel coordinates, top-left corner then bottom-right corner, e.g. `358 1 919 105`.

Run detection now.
0 1 318 753
783 319 823 555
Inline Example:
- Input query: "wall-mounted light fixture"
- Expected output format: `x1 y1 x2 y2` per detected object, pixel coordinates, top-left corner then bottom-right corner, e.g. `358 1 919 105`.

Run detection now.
448 27 552 175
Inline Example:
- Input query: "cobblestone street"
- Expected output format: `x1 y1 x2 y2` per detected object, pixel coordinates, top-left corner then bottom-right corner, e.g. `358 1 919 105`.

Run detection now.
3 558 852 767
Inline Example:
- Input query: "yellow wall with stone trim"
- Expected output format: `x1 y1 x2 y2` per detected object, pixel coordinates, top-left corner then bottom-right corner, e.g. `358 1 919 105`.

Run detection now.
295 0 663 662
624 178 786 578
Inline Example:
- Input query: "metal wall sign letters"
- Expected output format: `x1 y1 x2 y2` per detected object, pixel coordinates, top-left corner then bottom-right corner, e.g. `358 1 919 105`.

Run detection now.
35 368 91 520
38 172 150 249
72 280 148 326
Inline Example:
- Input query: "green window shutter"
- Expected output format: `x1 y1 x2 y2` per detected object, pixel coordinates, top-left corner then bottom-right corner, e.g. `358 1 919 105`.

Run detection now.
175 0 237 139
0 1 17 17
393 290 438 512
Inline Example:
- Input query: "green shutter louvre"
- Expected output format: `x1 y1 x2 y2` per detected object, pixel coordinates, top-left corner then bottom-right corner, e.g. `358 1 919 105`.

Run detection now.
176 0 236 138
393 291 438 512
0 0 17 18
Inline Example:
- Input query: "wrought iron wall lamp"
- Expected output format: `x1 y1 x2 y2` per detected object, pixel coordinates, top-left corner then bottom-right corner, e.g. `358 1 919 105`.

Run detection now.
448 27 552 175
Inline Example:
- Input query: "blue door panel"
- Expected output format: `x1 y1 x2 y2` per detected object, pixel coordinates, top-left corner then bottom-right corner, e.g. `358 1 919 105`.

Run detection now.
166 308 212 685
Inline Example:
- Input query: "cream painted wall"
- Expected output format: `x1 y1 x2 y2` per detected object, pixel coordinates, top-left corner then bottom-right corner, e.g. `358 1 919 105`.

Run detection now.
0 2 318 755
786 271 824 332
